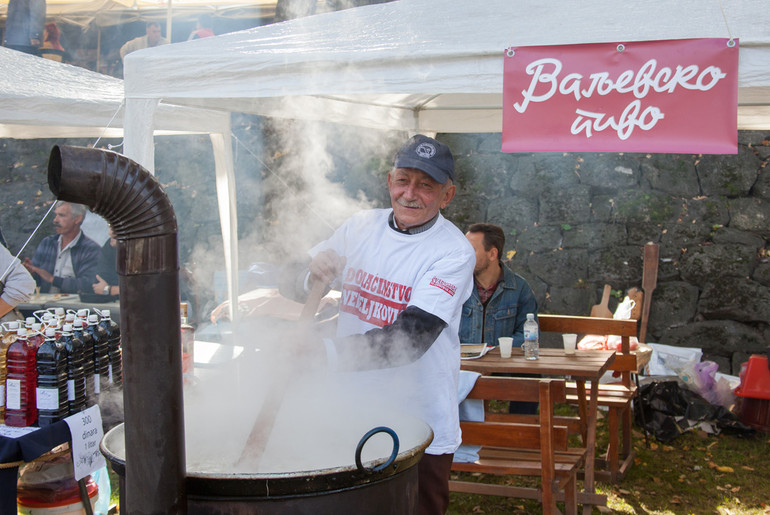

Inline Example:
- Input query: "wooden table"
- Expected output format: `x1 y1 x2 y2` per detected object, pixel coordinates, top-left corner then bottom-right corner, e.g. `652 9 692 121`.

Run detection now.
461 347 616 513
16 293 120 320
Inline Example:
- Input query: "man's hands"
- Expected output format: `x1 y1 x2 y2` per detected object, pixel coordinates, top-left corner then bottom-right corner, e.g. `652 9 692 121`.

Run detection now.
22 257 53 284
309 249 346 288
92 274 109 294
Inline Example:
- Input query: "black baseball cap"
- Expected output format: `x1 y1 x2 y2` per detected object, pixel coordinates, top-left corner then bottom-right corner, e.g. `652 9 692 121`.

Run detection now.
393 135 455 184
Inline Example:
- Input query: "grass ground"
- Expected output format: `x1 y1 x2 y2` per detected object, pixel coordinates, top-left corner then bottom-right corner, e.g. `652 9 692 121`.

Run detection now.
104 408 769 514
448 407 770 514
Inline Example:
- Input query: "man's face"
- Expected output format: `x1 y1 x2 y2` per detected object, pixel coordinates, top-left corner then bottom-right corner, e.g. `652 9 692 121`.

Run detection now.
147 25 162 45
53 204 81 236
466 231 496 276
387 168 456 230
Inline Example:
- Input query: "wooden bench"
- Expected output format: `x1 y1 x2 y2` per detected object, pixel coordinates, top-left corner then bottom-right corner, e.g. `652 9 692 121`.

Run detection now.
450 376 587 514
538 314 639 483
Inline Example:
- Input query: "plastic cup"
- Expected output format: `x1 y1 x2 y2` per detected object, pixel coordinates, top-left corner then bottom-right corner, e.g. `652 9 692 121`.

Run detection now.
498 337 513 358
562 333 577 355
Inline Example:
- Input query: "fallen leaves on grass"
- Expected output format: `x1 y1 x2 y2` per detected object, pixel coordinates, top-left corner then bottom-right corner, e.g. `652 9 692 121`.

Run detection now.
708 461 735 473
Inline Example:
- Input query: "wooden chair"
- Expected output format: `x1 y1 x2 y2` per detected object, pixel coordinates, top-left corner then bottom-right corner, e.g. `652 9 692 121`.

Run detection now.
450 376 587 514
538 314 639 483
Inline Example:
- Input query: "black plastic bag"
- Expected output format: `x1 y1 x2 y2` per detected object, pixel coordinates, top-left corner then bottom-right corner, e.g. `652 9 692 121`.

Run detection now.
633 380 756 443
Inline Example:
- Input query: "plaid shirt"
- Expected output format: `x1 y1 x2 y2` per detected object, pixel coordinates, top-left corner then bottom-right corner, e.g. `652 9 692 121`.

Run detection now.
31 232 101 293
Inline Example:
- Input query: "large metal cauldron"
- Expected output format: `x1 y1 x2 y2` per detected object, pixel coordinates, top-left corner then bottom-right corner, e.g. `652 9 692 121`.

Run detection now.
102 418 432 514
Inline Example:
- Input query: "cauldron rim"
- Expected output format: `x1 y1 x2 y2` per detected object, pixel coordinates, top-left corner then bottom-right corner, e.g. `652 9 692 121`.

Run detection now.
101 419 433 498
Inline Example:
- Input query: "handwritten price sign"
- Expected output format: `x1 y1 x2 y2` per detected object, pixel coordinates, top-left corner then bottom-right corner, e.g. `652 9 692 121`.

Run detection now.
502 38 738 154
64 404 107 480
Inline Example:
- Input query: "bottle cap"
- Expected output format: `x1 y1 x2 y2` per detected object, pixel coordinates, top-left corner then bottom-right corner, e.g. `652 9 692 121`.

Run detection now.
45 327 56 337
102 310 111 318
17 327 27 337
88 314 99 323
32 323 42 331
25 317 35 325
63 323 73 332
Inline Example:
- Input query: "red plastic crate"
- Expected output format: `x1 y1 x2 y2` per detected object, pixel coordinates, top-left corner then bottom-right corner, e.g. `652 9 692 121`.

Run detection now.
734 355 770 400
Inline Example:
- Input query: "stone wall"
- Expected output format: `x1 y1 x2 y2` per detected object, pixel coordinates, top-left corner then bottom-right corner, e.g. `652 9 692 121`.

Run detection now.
439 132 770 374
2 126 768 373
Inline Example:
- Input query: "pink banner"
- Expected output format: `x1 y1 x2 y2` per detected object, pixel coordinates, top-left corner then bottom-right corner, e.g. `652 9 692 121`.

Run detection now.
502 38 738 154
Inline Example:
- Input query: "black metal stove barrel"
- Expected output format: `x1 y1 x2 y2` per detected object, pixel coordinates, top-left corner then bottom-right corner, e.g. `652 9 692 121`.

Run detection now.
48 145 186 514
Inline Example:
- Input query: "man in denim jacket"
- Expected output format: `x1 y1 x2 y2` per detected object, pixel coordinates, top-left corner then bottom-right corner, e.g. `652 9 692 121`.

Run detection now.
459 223 539 413
459 223 537 347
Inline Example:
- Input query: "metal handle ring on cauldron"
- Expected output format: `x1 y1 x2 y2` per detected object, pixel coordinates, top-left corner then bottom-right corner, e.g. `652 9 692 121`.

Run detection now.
355 426 400 473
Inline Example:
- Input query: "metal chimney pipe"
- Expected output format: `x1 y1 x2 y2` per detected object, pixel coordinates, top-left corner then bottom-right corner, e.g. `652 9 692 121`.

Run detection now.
48 145 186 514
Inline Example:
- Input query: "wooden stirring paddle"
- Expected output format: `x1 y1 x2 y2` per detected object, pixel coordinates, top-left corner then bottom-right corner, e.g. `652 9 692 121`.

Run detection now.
639 243 659 343
235 280 326 468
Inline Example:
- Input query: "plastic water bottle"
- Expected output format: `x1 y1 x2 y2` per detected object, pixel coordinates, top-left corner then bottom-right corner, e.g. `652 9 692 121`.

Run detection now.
523 313 539 360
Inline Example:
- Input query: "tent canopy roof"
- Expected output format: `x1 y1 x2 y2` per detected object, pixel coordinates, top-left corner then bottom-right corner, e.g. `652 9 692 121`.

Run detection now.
0 0 284 27
0 46 228 138
124 0 770 132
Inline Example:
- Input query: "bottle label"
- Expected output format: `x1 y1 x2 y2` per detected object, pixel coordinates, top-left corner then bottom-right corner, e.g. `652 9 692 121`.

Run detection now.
109 366 113 384
94 374 101 394
68 379 76 401
36 387 59 410
6 379 20 410
0 384 4 407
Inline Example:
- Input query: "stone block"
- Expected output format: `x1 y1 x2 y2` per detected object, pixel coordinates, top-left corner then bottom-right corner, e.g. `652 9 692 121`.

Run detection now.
697 147 761 197
454 153 512 198
646 281 699 338
527 248 588 287
660 320 766 356
729 197 770 236
539 185 592 224
515 225 563 253
487 196 538 232
543 286 593 316
587 246 643 287
712 227 766 248
752 260 770 287
612 190 681 225
698 277 770 323
679 243 757 286
562 223 626 249
641 154 700 197
576 153 640 190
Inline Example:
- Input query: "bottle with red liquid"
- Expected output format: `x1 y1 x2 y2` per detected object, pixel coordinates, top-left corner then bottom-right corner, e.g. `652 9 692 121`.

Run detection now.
99 310 122 387
5 327 38 427
0 321 21 421
36 327 69 427
59 323 87 415
180 302 195 385
28 323 45 350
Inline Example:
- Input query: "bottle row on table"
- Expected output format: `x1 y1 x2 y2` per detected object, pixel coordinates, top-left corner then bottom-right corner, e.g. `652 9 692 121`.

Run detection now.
0 308 122 428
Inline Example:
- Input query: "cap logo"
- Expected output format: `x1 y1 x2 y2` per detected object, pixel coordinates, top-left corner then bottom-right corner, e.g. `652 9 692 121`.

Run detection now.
415 142 436 159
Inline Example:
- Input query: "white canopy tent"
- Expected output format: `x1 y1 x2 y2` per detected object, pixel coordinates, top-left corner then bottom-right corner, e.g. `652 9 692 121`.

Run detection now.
0 0 283 27
0 46 236 306
121 0 770 314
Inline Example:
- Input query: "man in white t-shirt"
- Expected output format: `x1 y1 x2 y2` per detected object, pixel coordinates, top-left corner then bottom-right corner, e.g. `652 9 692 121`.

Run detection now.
281 135 475 515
